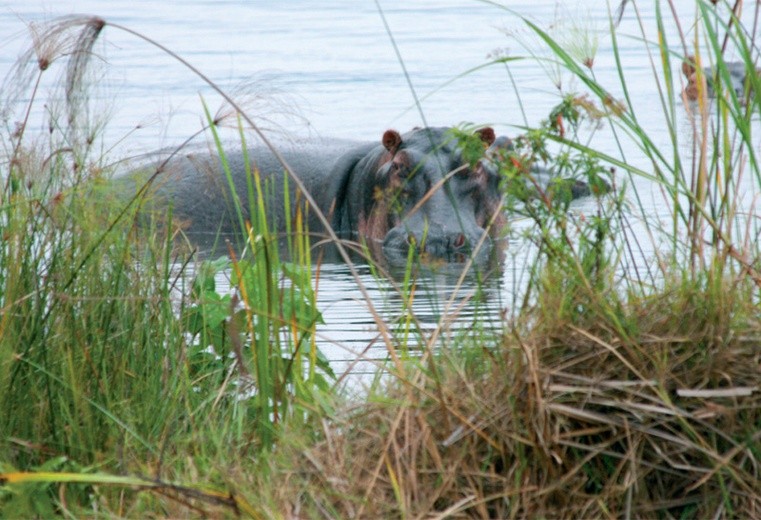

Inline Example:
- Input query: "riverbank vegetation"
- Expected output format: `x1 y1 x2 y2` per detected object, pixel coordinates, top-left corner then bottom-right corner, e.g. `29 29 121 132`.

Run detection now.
2 1 760 517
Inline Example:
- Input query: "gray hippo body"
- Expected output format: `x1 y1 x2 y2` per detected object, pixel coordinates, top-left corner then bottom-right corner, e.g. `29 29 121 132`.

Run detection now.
129 125 605 263
132 126 507 263
143 138 367 240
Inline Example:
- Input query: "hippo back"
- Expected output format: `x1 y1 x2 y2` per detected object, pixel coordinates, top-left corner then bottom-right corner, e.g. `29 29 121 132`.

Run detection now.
124 137 367 246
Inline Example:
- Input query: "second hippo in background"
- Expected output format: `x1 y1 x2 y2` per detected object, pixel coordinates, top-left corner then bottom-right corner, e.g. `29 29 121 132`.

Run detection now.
682 55 760 101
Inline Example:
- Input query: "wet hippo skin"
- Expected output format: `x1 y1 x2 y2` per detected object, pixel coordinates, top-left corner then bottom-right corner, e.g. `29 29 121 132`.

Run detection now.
126 126 600 262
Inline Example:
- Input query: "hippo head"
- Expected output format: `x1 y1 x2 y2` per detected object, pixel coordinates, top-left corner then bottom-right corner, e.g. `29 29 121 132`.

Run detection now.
346 127 506 263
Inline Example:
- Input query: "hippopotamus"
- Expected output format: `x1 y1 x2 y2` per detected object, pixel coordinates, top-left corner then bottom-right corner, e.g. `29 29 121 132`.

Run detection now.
127 125 600 264
128 126 507 263
682 55 759 101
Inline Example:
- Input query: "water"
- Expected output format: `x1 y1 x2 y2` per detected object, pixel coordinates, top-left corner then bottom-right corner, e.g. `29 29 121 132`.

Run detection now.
1 1 710 151
2 1 759 379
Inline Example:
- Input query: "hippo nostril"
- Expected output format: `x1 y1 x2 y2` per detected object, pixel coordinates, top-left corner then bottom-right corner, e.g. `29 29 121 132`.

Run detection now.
453 233 465 249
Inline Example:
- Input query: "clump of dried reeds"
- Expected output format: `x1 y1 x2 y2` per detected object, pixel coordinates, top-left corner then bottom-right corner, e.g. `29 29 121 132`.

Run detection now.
262 275 761 518
226 1 761 516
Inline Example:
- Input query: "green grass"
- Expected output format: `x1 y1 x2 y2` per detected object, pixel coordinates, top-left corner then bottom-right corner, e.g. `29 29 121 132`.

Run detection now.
2 1 761 517
0 16 335 518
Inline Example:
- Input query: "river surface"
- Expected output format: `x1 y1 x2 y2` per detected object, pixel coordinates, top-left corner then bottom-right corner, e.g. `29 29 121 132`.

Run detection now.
1 1 759 383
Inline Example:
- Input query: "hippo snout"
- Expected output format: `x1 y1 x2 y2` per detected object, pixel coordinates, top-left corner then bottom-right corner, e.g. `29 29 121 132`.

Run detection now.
382 223 491 262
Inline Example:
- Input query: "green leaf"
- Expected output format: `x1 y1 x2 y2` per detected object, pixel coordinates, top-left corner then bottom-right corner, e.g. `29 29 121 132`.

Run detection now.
191 257 229 297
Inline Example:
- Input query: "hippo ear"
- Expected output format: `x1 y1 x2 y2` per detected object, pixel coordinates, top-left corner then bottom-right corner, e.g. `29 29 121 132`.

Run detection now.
682 55 696 78
382 129 402 153
476 127 496 146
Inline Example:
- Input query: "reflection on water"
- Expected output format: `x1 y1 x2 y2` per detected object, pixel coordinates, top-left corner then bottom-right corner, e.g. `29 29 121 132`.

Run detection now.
315 261 506 380
199 237 509 382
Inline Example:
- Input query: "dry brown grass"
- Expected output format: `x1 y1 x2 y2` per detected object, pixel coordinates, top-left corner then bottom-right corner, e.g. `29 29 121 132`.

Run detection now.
252 278 761 519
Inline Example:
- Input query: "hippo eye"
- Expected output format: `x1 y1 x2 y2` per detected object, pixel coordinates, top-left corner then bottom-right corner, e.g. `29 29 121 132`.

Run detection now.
388 161 406 178
456 166 474 179
395 164 412 179
459 171 485 197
